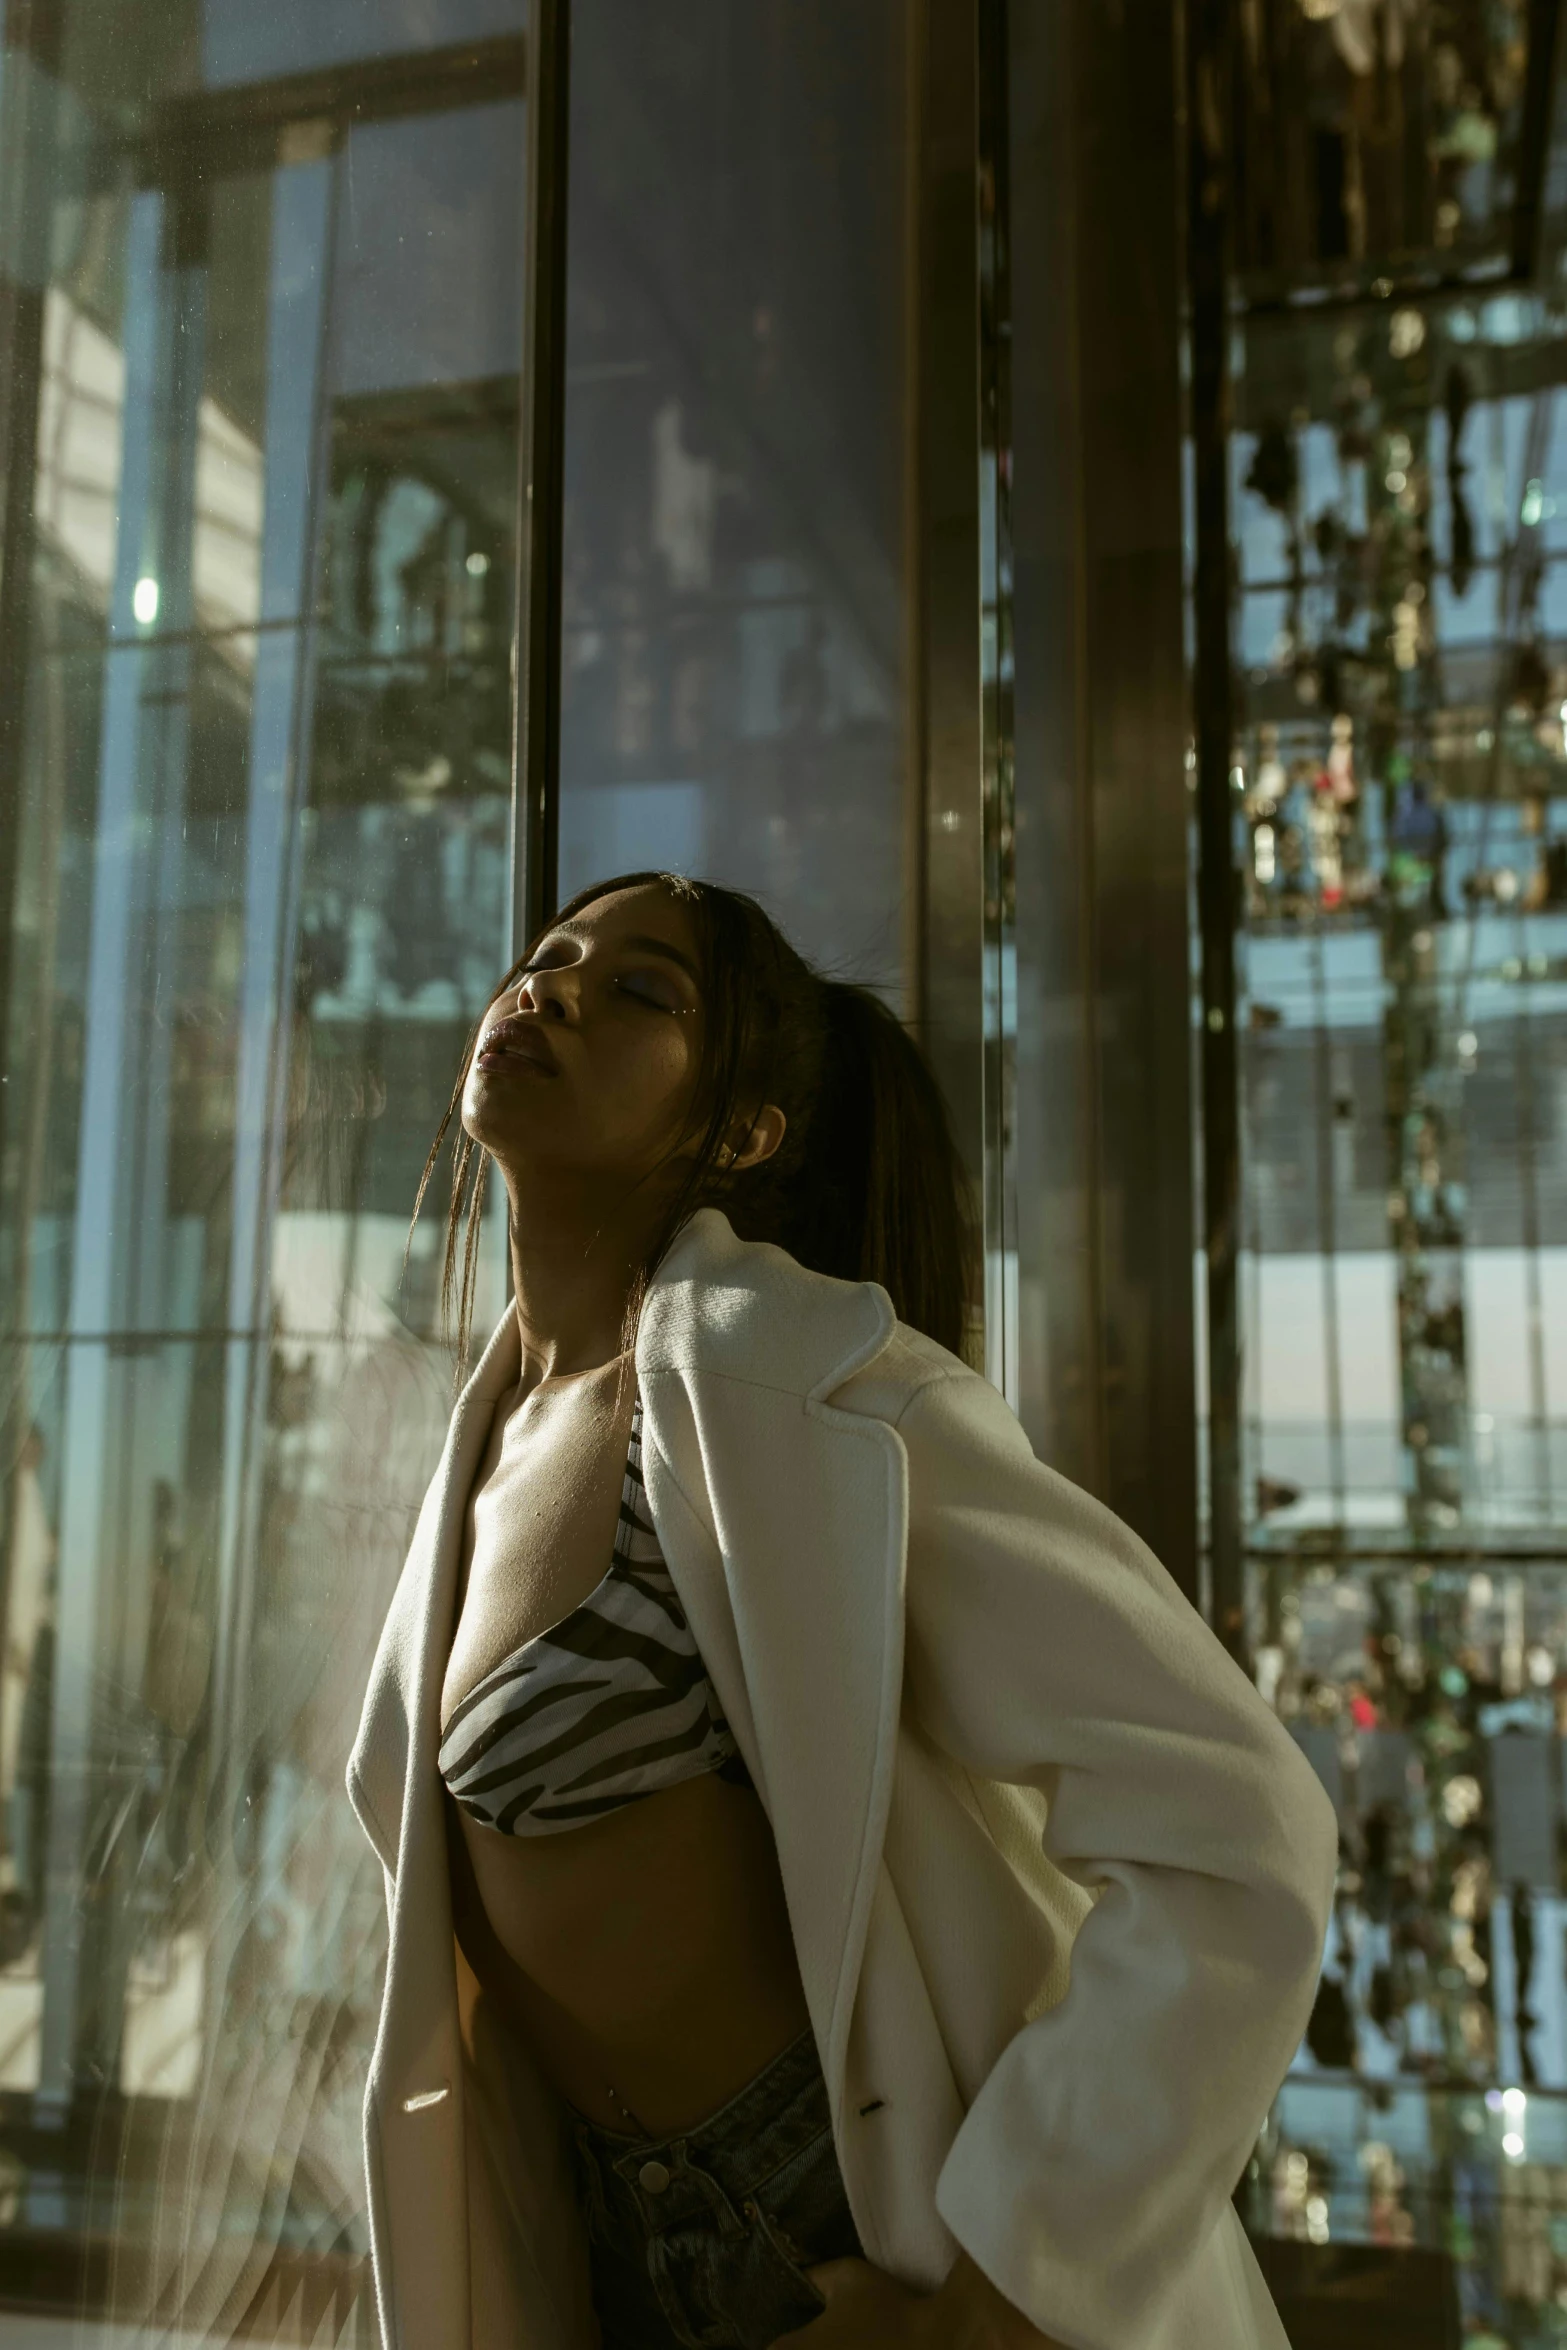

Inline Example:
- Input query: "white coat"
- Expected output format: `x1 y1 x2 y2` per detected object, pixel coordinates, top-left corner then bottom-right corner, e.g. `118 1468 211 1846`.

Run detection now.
347 1208 1337 2350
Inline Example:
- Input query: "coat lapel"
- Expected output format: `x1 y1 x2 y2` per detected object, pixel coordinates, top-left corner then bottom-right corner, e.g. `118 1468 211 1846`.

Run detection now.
350 1310 522 2350
349 1305 521 1878
351 1208 907 2342
636 1212 906 2124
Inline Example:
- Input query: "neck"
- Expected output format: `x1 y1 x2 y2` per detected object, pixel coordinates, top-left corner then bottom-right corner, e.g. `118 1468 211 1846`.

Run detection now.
500 1166 672 1390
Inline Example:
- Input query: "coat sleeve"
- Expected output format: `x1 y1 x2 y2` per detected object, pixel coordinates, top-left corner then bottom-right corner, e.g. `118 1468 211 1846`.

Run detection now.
895 1367 1336 2350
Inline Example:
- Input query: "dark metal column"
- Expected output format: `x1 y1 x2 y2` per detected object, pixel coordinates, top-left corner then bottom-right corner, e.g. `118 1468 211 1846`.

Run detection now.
977 0 1018 1404
919 0 984 1332
1007 0 1197 1594
514 0 572 947
1184 0 1244 1646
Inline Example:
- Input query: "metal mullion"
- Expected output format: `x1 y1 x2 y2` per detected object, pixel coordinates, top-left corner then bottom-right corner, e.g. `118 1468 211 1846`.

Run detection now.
512 0 571 951
977 0 1017 1407
1185 0 1245 1653
138 33 529 191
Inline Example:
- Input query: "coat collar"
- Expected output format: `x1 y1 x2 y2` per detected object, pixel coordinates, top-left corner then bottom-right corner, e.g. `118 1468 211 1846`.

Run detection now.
636 1206 897 1399
444 1204 898 1430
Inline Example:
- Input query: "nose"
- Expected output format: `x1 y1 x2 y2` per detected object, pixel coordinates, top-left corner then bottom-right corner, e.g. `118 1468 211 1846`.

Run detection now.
515 968 575 1021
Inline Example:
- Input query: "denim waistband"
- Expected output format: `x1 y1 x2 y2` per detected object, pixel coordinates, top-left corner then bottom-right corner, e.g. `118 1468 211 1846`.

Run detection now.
569 2026 832 2235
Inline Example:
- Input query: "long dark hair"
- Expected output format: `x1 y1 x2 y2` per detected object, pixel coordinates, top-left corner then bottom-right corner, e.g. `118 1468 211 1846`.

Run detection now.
410 872 978 1375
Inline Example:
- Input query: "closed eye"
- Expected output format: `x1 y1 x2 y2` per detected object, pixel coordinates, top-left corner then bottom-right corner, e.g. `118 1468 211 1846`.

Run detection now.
617 971 686 1012
513 948 693 1015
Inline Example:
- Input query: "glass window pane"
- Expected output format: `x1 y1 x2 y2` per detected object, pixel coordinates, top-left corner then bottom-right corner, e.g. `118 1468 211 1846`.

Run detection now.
203 0 526 88
0 11 525 2323
556 1 918 1005
1210 4 1567 2317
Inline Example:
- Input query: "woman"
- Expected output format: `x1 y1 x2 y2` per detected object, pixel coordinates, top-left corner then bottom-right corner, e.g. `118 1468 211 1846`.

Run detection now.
348 872 1336 2350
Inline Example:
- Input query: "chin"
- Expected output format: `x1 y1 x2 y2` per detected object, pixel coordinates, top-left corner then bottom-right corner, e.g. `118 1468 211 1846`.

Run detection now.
460 1082 529 1159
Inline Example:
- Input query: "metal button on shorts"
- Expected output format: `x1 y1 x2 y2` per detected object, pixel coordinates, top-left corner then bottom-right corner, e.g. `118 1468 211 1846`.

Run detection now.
570 2025 861 2348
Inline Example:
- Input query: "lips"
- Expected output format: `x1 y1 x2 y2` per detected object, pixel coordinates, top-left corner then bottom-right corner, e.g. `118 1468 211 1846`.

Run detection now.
474 1016 560 1075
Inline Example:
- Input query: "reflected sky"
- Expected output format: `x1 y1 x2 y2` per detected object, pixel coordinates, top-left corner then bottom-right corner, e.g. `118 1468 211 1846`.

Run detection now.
202 0 526 88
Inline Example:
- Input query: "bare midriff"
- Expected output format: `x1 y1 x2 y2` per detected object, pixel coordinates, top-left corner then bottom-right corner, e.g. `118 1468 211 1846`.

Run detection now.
449 1776 811 2135
440 1346 811 2138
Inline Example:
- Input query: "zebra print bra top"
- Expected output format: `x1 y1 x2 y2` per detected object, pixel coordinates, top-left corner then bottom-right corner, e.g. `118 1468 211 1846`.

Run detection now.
438 1392 750 1836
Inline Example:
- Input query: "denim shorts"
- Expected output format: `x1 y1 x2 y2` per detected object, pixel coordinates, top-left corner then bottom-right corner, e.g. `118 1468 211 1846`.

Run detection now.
569 2025 863 2350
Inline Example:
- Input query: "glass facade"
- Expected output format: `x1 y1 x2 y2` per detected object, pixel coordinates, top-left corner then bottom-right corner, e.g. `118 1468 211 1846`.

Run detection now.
556 0 920 1007
0 2 935 2331
1201 2 1567 2336
0 0 527 2326
23 0 1558 2340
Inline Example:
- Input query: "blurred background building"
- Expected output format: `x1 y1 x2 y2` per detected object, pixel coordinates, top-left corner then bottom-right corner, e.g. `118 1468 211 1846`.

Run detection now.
0 1 1563 2344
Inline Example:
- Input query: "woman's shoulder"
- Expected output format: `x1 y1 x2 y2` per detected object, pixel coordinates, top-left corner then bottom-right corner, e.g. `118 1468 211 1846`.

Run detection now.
640 1208 893 1397
829 1318 988 1427
640 1209 1004 1432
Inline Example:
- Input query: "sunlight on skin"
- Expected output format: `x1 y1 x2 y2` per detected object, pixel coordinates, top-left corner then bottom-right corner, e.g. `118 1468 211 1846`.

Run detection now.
462 882 786 1388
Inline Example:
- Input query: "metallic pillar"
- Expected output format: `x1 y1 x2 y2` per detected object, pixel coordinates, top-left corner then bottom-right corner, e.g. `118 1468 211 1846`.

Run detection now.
977 0 1018 1407
515 0 571 948
918 0 985 1362
1006 0 1198 1594
1185 0 1242 1633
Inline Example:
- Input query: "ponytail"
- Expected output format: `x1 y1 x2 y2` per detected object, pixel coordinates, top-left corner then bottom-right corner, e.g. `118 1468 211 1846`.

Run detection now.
673 887 979 1361
805 983 977 1358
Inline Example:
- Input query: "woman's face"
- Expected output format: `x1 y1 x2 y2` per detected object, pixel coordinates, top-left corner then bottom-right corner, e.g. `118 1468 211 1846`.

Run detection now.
462 884 709 1200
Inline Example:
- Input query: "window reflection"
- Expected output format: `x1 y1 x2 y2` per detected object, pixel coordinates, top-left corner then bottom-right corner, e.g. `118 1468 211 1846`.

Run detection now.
1223 8 1567 2329
557 0 918 1006
0 16 523 2328
202 0 526 89
1232 0 1532 298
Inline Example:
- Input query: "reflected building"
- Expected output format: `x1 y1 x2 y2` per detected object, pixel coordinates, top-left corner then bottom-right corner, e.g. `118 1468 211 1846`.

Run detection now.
557 0 918 1008
1192 2 1567 2340
0 0 527 2326
0 0 939 2335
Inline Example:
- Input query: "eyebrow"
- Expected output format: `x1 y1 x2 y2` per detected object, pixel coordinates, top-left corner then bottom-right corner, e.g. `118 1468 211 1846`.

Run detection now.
545 921 703 986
